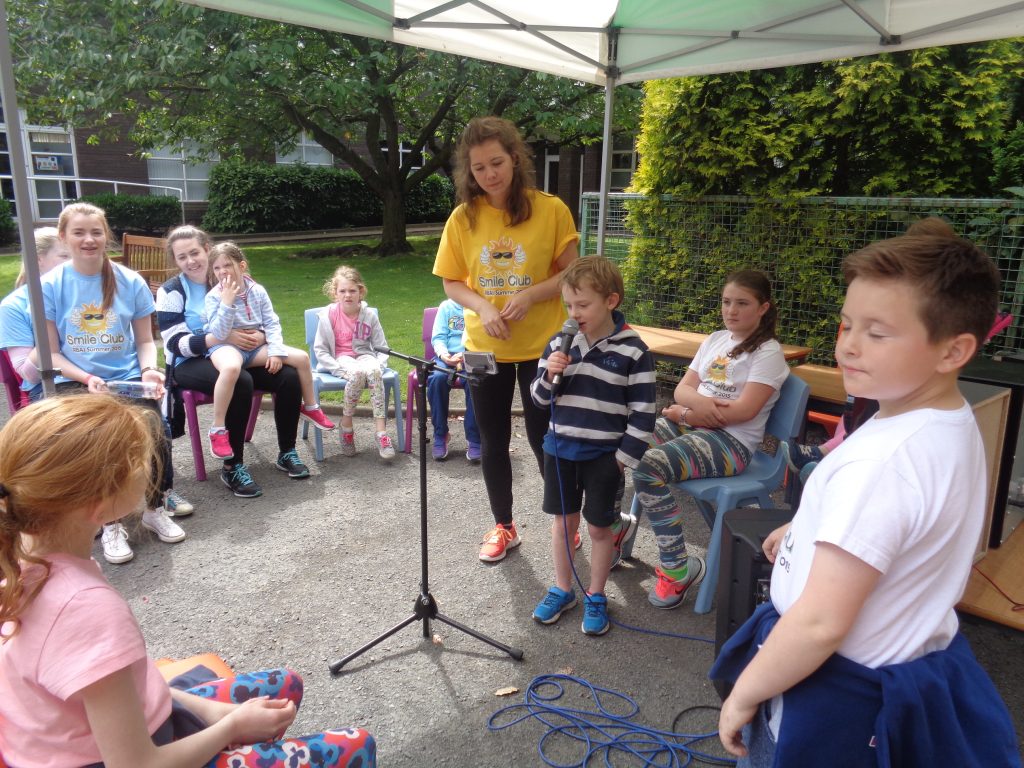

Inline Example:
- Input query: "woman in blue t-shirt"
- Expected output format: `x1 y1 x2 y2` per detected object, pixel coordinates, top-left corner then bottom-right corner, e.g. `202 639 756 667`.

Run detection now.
41 202 188 564
157 225 308 499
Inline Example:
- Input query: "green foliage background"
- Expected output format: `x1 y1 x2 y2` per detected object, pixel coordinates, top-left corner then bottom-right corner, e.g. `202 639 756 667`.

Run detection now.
80 193 182 237
621 41 1024 363
202 162 454 233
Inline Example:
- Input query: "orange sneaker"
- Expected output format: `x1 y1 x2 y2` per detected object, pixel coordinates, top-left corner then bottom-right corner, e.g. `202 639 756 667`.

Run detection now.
479 522 521 562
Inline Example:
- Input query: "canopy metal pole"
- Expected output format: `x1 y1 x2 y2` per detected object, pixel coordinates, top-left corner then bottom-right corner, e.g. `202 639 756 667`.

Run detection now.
0 0 56 397
596 27 618 256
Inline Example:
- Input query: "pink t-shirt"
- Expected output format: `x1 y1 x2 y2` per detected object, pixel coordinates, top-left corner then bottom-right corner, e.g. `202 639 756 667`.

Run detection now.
0 553 172 767
329 302 358 358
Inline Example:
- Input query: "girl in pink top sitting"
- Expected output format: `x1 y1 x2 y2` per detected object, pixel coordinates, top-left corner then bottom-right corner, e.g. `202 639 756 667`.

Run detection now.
0 394 375 767
312 266 395 461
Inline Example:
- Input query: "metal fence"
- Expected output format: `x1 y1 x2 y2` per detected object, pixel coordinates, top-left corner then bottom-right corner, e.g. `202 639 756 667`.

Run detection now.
580 192 1024 366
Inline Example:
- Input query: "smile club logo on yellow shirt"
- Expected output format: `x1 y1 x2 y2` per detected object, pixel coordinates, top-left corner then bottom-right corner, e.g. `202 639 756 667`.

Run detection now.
478 236 532 295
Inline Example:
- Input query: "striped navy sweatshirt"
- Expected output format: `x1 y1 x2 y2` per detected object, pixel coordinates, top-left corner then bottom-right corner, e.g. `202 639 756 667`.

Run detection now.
530 310 656 468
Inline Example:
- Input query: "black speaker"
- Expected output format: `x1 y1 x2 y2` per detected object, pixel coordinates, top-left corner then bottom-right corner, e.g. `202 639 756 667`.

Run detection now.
713 506 795 698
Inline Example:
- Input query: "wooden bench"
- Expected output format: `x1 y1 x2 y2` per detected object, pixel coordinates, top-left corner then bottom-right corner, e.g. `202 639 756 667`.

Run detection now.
791 363 847 411
121 236 173 333
121 234 170 271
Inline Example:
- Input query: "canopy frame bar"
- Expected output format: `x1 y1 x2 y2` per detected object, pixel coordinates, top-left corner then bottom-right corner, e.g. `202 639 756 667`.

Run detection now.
902 1 1024 41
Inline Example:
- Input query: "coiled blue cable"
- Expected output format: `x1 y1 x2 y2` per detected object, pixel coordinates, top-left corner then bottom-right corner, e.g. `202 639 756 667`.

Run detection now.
488 673 733 767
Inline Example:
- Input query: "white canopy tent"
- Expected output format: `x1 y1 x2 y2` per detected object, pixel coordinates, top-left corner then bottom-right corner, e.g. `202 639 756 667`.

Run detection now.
4 0 1024 394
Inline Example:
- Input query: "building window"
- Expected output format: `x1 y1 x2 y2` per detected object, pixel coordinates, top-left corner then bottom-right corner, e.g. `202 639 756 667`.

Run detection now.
0 95 80 220
610 134 638 191
277 131 333 166
379 140 423 170
146 144 216 201
29 129 78 219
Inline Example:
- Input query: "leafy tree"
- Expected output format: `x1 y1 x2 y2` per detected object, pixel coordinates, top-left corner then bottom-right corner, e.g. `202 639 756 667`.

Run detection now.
11 0 639 253
633 41 1024 198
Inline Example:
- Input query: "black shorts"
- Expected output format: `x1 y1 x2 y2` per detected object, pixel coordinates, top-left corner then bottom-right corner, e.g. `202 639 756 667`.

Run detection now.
542 450 624 528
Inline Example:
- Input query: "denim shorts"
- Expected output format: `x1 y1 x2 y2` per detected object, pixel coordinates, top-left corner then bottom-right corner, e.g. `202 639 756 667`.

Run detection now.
209 342 265 368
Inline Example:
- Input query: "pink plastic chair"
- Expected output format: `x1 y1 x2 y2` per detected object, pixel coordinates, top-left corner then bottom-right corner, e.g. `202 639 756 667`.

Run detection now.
404 307 468 452
0 349 29 416
180 388 269 480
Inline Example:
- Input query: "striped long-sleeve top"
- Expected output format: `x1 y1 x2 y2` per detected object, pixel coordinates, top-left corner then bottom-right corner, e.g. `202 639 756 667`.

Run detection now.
530 310 656 468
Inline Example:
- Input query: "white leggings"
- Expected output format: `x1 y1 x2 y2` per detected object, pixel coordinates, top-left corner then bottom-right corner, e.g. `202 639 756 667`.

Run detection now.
334 355 386 419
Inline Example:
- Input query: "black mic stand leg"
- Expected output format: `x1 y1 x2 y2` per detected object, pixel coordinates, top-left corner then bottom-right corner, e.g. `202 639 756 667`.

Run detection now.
330 354 523 674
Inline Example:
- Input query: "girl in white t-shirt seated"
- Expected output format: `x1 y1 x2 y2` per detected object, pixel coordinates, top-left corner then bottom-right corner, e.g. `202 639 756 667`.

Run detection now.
633 270 789 609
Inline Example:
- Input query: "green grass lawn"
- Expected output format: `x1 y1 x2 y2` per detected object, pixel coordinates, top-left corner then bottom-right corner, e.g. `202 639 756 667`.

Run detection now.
0 236 447 400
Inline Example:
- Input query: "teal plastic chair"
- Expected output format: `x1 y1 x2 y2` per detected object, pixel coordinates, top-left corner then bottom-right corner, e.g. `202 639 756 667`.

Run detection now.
628 374 810 614
301 307 404 460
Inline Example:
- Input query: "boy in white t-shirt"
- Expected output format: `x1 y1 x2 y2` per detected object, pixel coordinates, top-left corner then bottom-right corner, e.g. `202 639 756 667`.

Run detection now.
712 233 1020 766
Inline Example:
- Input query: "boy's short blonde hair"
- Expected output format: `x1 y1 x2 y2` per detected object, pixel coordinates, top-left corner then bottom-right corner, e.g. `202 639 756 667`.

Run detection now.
843 233 1000 349
559 255 624 309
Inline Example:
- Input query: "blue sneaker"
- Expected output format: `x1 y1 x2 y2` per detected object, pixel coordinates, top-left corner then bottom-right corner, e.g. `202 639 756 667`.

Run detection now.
581 593 610 636
532 586 577 624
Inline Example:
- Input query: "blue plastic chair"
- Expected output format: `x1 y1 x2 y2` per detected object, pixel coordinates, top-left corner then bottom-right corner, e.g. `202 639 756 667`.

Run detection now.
628 374 810 614
301 307 404 460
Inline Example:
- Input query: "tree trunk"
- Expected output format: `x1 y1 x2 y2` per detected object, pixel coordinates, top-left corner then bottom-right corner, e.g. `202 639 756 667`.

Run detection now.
376 184 413 256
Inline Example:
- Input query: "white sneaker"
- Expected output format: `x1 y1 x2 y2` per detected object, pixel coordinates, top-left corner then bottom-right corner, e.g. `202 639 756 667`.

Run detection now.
101 523 134 564
164 489 194 517
376 432 396 461
142 508 186 543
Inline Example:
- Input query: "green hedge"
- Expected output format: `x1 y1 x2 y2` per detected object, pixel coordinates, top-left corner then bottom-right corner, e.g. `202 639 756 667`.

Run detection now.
0 198 14 246
79 192 182 237
202 160 453 234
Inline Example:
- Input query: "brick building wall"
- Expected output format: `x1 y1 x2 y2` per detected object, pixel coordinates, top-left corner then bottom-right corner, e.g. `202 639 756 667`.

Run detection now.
73 114 149 197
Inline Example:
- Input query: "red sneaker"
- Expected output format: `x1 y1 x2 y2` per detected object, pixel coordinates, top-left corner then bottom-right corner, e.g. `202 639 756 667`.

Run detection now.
479 522 521 562
208 427 233 460
649 558 706 609
300 405 336 431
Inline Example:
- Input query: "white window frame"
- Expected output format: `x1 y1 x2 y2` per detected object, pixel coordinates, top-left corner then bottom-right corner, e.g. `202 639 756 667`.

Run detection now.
277 131 334 166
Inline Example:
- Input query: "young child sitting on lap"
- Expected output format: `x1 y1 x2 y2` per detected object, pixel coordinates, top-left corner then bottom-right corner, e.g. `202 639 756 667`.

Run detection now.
712 233 1020 766
205 242 334 461
0 395 375 768
529 255 656 636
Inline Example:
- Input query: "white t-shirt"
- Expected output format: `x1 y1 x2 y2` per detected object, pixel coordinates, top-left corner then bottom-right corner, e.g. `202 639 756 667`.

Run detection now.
690 329 789 451
770 401 986 667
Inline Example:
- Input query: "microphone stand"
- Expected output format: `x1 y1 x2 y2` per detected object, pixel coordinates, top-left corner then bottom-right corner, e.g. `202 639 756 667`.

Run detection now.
329 347 523 674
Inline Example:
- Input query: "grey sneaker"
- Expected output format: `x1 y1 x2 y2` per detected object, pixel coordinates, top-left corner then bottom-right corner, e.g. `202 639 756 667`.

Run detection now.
609 510 638 570
220 464 262 498
376 432 396 461
142 507 186 543
164 489 194 517
649 557 706 609
340 430 356 457
101 522 133 564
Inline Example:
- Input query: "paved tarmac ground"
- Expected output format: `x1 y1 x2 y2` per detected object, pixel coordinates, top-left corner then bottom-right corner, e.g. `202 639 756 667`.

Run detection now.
2 399 1020 765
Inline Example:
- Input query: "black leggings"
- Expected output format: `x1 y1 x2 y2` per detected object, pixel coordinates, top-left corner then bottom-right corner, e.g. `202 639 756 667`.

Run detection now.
468 359 548 526
172 357 302 466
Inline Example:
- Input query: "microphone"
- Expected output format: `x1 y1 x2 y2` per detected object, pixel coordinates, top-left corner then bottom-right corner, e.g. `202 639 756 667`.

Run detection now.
372 345 392 355
550 319 579 388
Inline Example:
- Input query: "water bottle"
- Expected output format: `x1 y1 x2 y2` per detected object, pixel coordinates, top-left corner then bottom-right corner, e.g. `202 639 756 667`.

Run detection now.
105 380 160 399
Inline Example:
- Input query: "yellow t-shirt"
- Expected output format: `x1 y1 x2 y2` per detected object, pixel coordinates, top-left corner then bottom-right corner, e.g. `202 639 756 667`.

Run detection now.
432 190 578 362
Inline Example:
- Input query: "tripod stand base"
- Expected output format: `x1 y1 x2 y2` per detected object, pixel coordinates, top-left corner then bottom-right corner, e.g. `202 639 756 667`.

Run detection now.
329 592 524 674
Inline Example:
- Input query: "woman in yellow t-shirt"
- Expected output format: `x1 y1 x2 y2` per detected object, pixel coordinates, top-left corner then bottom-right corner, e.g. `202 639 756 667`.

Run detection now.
433 116 579 563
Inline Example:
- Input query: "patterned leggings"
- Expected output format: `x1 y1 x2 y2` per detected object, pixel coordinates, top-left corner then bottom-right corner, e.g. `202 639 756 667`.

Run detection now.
632 417 751 571
185 669 376 768
334 355 386 419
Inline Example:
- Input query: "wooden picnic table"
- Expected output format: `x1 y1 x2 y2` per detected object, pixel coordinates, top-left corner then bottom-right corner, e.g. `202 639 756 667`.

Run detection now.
630 323 812 367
